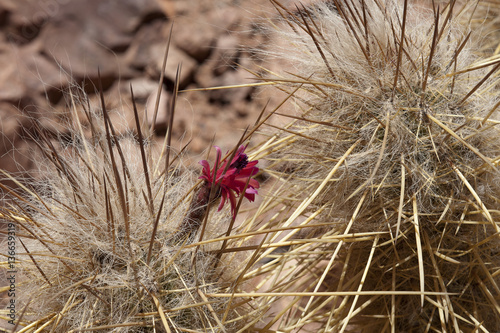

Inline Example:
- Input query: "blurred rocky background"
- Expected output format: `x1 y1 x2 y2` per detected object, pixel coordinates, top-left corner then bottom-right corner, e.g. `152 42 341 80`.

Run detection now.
0 0 297 185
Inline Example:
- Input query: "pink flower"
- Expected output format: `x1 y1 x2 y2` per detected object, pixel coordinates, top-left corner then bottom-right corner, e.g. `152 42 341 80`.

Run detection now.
199 145 259 217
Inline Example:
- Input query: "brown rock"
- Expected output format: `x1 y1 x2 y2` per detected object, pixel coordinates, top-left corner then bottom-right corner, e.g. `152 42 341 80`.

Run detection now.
39 19 125 87
36 0 168 84
172 17 219 62
211 35 240 76
4 0 54 44
0 0 14 12
206 6 242 31
192 33 244 89
91 0 166 35
59 0 165 51
0 104 24 150
123 77 161 103
156 0 175 18
0 44 66 103
0 50 26 102
0 1 14 23
125 19 197 89
173 0 213 16
0 103 33 175
146 87 169 129
148 43 198 89
124 20 167 70
208 68 254 105
12 0 167 46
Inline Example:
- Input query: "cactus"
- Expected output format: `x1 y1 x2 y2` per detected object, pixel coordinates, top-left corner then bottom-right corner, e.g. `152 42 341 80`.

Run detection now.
255 0 500 331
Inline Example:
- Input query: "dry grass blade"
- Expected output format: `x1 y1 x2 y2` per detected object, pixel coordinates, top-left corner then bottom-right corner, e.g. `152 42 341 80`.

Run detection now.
164 64 181 184
421 5 440 99
452 164 496 230
428 114 499 174
150 294 171 333
412 197 425 308
146 192 166 266
18 238 51 286
339 234 380 333
208 291 456 297
346 112 390 202
458 61 500 106
302 189 368 319
181 81 276 92
296 4 336 80
197 289 227 333
395 154 405 242
150 23 173 134
130 84 154 214
393 0 408 97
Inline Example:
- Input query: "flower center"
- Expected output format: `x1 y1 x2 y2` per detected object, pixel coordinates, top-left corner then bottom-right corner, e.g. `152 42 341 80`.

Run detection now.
230 153 248 172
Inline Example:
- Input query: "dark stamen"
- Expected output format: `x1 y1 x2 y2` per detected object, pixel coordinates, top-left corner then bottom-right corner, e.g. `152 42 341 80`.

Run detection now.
230 153 248 172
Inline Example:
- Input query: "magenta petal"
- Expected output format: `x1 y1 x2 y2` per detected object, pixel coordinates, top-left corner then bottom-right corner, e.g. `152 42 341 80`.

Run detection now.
199 160 209 169
236 169 258 178
245 187 258 194
199 160 211 179
237 164 259 177
214 146 222 160
223 168 237 177
235 145 245 157
248 178 260 189
244 188 258 201
246 160 258 167
244 193 255 202
227 178 246 187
